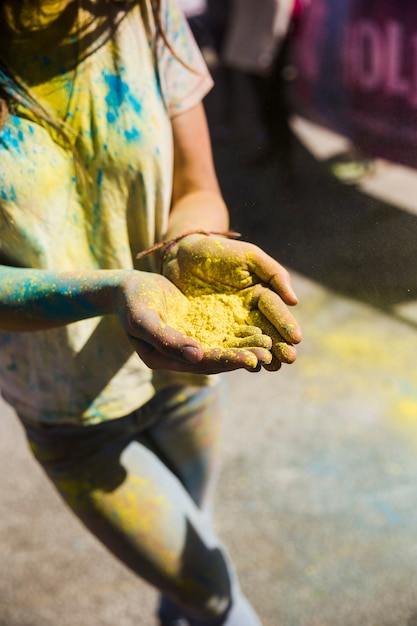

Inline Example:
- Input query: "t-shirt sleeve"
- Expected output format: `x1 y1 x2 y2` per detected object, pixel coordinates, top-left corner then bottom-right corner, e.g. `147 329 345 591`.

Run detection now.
157 0 214 117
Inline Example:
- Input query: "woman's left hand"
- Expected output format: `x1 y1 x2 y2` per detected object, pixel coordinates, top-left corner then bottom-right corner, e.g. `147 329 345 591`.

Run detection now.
161 233 302 367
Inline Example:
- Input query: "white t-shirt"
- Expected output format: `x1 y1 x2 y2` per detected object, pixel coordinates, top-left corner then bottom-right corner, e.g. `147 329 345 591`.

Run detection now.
0 0 213 425
177 0 207 18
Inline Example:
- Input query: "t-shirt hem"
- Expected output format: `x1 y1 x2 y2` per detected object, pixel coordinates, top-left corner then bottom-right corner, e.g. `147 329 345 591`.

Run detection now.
168 74 214 118
4 383 156 427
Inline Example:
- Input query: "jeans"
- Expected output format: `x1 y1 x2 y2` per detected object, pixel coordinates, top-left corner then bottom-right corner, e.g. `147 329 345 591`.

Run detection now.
21 383 261 626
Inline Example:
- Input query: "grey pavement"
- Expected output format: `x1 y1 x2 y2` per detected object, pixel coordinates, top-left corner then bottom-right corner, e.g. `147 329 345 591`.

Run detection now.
2 77 417 625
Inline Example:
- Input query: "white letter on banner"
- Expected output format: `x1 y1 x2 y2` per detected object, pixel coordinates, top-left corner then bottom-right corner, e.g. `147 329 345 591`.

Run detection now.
386 21 409 97
355 21 384 91
411 34 417 107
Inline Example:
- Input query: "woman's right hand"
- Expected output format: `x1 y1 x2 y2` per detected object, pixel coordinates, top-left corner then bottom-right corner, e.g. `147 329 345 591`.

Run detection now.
115 271 273 374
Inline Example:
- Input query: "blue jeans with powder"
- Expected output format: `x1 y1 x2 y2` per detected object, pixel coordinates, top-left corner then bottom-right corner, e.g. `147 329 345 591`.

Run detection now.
21 383 261 626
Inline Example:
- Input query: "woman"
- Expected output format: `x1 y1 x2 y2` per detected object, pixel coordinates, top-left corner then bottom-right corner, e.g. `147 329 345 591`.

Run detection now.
0 0 301 624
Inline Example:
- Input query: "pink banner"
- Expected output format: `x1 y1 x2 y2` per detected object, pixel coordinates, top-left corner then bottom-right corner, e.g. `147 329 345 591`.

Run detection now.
291 0 417 168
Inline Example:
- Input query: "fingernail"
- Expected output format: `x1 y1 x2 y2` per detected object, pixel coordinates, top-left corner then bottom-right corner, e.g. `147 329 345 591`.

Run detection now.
182 346 202 362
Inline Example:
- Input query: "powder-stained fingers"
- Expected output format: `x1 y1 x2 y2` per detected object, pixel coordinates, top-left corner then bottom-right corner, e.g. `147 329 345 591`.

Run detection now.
126 310 205 369
271 339 297 364
130 335 206 371
235 325 262 337
131 335 273 374
252 285 302 345
261 354 281 372
246 249 298 305
230 333 272 350
202 347 272 373
243 295 298 365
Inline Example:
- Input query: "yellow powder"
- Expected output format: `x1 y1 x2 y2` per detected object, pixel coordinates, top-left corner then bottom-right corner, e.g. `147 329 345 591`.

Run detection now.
168 290 250 349
166 279 286 355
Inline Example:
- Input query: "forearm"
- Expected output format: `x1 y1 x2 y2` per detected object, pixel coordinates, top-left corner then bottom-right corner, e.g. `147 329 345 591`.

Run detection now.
169 103 230 239
0 266 134 331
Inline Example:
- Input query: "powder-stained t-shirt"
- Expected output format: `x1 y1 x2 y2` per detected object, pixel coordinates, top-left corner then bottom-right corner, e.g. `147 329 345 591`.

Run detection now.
0 0 214 425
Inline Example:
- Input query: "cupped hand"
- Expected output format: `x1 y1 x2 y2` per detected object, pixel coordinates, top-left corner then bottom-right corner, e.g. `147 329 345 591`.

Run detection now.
115 271 275 374
161 234 302 350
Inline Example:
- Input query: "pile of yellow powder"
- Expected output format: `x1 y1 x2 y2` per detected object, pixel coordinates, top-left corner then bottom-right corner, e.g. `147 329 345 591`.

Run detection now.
167 286 278 350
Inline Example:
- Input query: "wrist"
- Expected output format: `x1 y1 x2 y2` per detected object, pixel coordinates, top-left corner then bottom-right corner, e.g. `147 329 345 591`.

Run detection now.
159 231 211 274
136 230 241 274
76 269 137 316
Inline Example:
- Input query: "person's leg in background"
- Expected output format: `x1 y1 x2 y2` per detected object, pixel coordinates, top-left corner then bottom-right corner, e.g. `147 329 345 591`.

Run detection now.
206 0 231 54
247 30 294 169
23 384 261 626
204 0 239 142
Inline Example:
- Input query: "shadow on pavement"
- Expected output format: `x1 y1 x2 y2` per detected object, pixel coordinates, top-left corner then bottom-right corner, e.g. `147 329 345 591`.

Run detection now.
205 77 417 320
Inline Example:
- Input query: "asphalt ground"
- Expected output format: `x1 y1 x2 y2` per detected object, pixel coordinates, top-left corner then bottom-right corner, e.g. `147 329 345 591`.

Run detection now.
2 71 417 626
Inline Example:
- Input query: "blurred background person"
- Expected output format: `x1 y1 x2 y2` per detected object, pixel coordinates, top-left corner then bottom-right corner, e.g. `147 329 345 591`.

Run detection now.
206 0 233 58
178 0 213 50
221 0 305 167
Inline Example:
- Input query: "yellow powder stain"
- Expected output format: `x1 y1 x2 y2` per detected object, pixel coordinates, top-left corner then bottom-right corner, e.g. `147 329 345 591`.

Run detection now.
382 397 417 455
88 476 180 577
92 474 168 534
393 398 417 425
166 279 284 356
320 333 391 366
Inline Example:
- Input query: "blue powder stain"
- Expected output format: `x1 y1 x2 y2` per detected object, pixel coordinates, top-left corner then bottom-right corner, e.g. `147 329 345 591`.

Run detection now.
0 117 24 153
375 500 401 526
1 128 19 150
127 92 142 115
96 169 103 185
154 75 163 100
124 127 140 142
64 81 73 96
307 459 341 477
103 72 129 122
103 72 142 124
1 190 8 200
42 56 51 65
10 185 17 202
